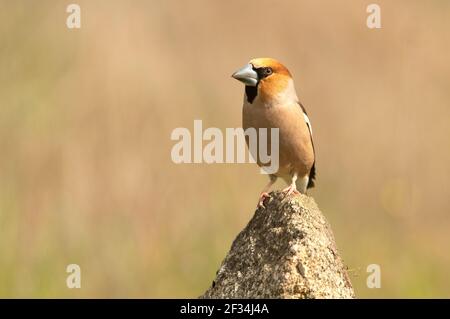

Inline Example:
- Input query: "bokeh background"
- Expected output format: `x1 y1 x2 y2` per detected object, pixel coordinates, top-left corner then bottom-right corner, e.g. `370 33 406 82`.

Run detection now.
0 0 449 298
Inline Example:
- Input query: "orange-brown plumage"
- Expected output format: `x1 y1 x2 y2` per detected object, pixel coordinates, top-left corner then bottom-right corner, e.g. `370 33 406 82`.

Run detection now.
232 58 316 208
249 58 292 104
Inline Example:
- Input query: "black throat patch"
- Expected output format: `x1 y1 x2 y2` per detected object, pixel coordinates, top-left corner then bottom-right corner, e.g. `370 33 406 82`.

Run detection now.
245 85 258 104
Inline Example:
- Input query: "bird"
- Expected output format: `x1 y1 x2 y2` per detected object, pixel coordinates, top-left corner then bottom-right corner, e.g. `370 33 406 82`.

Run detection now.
232 58 316 208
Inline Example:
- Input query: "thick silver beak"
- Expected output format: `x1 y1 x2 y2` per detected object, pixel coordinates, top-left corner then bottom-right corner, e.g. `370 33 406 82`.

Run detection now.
232 64 258 86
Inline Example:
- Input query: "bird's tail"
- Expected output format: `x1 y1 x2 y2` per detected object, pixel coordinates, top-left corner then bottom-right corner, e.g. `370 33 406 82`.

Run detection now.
307 162 316 189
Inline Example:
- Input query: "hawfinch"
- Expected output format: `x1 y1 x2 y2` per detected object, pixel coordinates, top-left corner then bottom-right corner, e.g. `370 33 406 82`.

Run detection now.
232 58 316 208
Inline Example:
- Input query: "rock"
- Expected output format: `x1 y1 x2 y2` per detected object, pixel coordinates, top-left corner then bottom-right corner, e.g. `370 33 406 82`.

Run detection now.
201 191 355 299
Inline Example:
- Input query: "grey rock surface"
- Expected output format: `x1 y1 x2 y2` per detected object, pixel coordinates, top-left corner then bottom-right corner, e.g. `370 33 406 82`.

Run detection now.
201 191 355 299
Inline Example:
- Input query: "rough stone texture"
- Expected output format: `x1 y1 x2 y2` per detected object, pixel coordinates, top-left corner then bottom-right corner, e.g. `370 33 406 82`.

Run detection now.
201 191 355 299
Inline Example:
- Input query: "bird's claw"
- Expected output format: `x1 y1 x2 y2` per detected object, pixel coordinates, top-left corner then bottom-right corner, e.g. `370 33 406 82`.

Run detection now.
281 185 300 198
257 192 272 209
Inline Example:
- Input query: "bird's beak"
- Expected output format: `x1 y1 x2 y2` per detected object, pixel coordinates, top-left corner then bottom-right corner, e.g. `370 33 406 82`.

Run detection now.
232 64 258 86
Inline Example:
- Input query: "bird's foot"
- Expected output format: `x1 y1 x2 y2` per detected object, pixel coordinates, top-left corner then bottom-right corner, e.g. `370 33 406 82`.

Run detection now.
257 192 272 209
281 184 300 198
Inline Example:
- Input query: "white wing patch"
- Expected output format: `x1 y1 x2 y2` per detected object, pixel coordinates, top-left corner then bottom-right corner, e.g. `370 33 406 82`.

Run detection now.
303 112 313 136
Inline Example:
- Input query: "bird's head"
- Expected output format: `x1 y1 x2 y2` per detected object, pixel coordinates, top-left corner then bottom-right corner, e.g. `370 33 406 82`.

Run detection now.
232 58 297 105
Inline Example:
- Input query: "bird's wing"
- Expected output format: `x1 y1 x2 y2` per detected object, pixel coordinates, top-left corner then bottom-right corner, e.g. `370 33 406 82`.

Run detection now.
298 102 316 188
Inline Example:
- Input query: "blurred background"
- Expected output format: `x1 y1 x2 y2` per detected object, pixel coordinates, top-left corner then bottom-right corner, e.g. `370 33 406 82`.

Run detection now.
0 0 449 298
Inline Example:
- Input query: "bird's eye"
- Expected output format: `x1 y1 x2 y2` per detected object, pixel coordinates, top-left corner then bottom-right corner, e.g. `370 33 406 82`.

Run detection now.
256 67 273 79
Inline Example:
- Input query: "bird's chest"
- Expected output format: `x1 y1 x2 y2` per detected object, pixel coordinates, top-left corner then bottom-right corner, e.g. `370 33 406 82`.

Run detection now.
242 103 306 144
242 102 313 176
243 103 283 131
